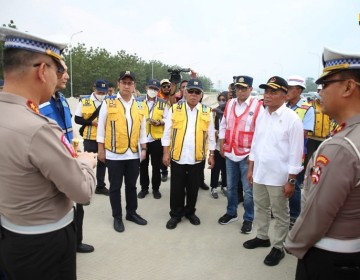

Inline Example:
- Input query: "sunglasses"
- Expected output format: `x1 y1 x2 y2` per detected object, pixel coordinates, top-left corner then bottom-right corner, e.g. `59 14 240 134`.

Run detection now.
187 89 202 95
33 60 65 77
162 85 171 88
219 98 226 102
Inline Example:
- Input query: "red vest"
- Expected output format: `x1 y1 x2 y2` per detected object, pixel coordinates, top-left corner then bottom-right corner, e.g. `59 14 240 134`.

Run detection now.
223 98 262 156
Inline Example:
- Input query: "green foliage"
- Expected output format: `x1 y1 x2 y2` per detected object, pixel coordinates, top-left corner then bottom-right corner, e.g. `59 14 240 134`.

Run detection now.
0 20 17 79
305 77 317 92
61 43 213 97
2 20 17 29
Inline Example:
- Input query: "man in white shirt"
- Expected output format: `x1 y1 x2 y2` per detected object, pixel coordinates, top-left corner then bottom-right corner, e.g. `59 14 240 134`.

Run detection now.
97 71 148 233
162 79 216 230
218 76 264 234
244 76 303 266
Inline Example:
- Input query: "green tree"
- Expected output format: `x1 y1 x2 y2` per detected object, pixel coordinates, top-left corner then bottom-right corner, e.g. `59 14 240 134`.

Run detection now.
305 77 317 92
0 20 18 79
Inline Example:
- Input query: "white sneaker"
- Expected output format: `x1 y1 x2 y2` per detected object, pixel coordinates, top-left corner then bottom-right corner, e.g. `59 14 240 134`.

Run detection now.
211 188 219 199
221 187 227 196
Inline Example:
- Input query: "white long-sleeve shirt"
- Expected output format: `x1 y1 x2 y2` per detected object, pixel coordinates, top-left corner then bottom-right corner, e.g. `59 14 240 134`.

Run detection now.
249 103 304 186
97 93 147 160
162 102 216 165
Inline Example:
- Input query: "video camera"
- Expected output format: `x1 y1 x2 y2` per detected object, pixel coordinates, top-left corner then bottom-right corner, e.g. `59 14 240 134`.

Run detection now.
168 68 191 84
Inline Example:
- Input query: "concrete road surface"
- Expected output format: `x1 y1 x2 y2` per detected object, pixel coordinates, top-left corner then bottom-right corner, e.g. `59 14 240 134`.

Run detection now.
67 97 297 280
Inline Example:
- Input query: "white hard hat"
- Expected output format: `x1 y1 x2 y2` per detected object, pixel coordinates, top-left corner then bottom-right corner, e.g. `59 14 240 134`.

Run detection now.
287 75 306 89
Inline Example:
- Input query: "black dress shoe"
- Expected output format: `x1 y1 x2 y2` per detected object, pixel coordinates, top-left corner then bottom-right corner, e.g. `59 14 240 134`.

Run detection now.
161 174 168 182
264 247 285 266
126 213 147 225
95 187 109 196
243 237 271 249
137 190 149 199
153 190 162 199
186 214 201 225
113 217 125 232
200 183 210 190
77 243 94 253
166 217 181 229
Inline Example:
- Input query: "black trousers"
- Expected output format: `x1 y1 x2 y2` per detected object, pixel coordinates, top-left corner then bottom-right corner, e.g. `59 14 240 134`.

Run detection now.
107 159 140 218
139 140 162 191
210 150 227 188
307 138 322 163
83 139 106 189
296 247 360 280
0 223 76 280
75 204 84 244
169 161 202 218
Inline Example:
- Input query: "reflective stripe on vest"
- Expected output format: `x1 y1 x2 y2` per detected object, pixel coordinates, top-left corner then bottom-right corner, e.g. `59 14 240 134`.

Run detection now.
39 96 73 142
308 100 331 139
104 98 142 154
170 103 210 161
223 98 262 156
81 97 98 140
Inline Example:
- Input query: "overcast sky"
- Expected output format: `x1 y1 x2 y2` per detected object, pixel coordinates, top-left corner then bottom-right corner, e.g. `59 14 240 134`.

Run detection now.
2 0 360 90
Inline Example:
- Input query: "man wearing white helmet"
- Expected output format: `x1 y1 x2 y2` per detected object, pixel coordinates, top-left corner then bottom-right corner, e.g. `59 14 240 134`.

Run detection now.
286 75 315 230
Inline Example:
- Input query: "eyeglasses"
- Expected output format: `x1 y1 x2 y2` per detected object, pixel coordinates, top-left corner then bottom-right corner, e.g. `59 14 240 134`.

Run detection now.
187 89 202 95
120 81 135 86
235 85 249 92
320 79 348 89
162 85 171 88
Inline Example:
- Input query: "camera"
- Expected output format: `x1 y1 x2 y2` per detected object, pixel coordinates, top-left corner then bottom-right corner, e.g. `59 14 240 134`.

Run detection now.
168 68 191 84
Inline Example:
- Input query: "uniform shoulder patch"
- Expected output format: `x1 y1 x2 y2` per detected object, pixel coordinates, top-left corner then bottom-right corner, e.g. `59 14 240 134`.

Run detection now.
315 154 330 166
311 165 322 184
61 134 76 158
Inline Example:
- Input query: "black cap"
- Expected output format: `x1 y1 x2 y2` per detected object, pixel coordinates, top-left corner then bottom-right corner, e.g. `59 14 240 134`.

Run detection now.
187 79 203 92
119 70 136 81
259 76 288 93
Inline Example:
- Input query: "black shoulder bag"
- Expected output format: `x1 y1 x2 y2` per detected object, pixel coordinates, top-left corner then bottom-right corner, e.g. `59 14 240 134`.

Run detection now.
79 104 102 137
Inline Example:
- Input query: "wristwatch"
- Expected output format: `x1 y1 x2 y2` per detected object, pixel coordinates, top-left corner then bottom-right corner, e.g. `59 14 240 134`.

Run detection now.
288 178 296 185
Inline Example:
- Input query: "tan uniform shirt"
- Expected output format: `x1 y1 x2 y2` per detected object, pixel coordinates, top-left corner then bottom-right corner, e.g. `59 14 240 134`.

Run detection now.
0 93 96 226
285 115 360 259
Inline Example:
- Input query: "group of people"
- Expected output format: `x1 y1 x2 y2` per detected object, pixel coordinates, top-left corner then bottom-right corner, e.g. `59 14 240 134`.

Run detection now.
0 25 359 280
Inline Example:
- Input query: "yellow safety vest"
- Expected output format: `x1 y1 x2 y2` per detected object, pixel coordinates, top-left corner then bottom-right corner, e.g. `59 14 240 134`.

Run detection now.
140 98 167 140
294 102 312 121
81 97 98 140
170 103 211 162
308 100 331 140
104 98 143 154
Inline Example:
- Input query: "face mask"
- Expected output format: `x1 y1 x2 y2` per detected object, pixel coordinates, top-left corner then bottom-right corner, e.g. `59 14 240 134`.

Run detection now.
95 93 106 102
219 101 226 108
147 89 158 98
